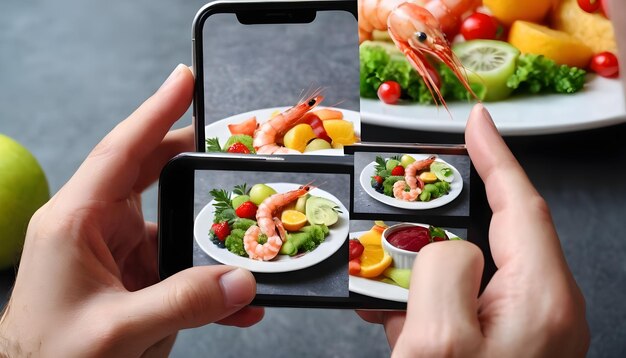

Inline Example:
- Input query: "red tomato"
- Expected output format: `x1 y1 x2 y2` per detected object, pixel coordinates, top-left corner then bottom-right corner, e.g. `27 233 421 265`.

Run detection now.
590 52 619 78
460 12 501 41
377 81 402 104
577 0 601 13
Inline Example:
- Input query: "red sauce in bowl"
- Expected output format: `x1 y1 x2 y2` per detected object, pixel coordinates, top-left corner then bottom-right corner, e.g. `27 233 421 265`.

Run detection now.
387 226 431 252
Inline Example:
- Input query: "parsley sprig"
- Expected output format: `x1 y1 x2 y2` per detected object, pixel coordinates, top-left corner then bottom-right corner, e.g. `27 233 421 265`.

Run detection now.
206 137 222 153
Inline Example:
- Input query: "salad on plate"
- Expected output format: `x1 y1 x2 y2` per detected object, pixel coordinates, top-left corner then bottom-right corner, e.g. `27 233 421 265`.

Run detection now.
360 154 463 210
348 221 462 302
195 182 350 273
205 93 359 156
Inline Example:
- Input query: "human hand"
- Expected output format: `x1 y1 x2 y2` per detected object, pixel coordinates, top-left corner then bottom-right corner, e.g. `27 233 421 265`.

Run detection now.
0 65 264 357
359 104 589 357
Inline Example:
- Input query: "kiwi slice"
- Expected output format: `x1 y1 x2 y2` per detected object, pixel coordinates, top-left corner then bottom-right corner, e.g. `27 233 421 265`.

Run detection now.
305 196 339 226
453 40 520 101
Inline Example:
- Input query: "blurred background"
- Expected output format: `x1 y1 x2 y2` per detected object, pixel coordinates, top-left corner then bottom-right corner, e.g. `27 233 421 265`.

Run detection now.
1 0 625 357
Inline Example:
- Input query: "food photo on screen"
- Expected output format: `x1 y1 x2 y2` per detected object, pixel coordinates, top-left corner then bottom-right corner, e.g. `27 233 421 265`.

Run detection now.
200 10 360 155
357 0 624 135
193 169 351 298
348 220 467 303
353 151 470 218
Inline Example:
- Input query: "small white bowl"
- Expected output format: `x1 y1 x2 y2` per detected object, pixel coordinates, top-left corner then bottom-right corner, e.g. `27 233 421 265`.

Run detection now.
381 223 430 270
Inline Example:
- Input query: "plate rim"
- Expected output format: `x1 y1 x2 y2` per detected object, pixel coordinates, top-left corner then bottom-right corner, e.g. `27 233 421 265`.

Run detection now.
360 76 626 136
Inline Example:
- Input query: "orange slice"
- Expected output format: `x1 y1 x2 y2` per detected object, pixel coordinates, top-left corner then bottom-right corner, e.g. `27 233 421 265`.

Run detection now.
358 223 386 246
359 245 392 278
508 21 592 68
281 210 307 232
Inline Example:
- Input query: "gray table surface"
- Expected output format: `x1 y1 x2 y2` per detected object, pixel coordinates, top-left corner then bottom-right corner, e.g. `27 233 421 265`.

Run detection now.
2 1 626 357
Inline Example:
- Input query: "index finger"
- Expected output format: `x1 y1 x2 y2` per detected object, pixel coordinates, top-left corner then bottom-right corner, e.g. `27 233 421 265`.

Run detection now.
465 104 566 269
64 64 194 202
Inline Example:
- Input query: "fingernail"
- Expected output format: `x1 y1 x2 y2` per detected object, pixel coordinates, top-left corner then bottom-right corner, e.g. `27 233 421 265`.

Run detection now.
219 268 254 307
159 64 185 91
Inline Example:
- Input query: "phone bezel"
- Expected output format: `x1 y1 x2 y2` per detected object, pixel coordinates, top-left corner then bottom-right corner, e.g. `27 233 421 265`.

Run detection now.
191 0 358 152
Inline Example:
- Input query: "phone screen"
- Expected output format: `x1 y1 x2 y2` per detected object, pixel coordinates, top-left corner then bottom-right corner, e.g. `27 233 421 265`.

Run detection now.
197 7 360 155
352 151 470 222
193 168 351 299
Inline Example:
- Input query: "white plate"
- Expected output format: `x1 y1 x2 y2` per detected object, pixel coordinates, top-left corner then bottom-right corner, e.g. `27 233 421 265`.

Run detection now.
194 183 349 273
361 76 626 136
359 155 463 210
348 228 461 303
205 106 360 156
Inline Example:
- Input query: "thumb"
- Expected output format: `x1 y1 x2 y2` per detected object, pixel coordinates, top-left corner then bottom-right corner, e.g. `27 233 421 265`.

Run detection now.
393 241 484 356
122 266 256 340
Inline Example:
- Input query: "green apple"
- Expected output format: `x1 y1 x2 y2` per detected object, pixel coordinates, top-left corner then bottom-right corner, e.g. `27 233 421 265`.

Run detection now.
0 134 49 269
304 138 332 152
385 159 400 171
400 154 416 168
249 183 277 205
231 194 250 209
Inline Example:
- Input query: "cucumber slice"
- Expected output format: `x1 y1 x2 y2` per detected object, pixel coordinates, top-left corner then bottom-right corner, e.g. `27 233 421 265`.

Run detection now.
430 162 455 183
305 196 339 226
453 40 520 102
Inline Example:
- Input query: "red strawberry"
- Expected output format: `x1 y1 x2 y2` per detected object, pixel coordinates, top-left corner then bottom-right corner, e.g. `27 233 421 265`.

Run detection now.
227 142 251 154
391 165 405 176
349 239 364 261
235 201 257 219
373 175 383 184
211 222 230 241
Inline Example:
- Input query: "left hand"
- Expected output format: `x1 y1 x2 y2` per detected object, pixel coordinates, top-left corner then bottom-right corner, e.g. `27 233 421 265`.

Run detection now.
0 65 264 357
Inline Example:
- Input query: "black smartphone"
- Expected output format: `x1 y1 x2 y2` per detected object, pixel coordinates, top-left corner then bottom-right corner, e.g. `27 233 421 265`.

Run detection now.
158 145 493 310
192 0 360 156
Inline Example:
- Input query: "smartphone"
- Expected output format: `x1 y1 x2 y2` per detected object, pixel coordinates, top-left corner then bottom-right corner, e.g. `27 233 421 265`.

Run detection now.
158 145 494 310
192 0 360 156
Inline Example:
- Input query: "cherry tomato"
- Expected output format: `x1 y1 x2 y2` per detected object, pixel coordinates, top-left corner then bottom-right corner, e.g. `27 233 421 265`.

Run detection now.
377 81 402 104
460 12 502 41
590 52 619 78
577 0 601 13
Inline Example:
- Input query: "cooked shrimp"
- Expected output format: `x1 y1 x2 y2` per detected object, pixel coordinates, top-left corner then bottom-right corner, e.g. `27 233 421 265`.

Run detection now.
404 155 437 191
393 180 420 201
243 184 314 261
253 93 324 153
393 155 437 201
359 0 481 107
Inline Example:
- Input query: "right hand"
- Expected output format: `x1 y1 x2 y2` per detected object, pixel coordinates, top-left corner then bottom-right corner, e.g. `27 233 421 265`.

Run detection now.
359 104 590 357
